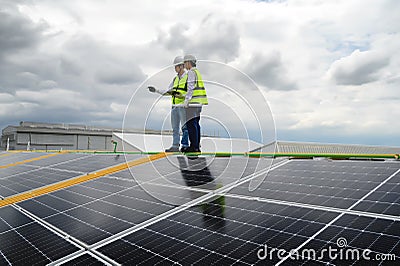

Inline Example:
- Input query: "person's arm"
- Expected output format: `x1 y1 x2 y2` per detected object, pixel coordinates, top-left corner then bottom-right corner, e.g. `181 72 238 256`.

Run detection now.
157 79 175 95
184 70 196 106
148 79 174 95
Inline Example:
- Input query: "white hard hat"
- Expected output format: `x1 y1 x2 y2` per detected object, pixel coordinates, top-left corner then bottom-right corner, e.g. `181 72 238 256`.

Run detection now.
173 56 184 66
183 54 196 64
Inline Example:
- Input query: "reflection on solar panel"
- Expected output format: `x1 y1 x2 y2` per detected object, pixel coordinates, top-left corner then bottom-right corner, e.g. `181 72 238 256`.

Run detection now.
0 151 398 265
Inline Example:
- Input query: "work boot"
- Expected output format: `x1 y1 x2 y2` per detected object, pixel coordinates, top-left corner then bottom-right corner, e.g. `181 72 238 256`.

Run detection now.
180 146 189 153
183 146 201 153
165 146 179 152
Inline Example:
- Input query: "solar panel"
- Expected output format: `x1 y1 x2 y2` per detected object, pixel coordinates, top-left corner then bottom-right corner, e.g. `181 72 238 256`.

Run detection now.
0 165 37 179
17 181 211 245
96 197 339 265
141 156 273 188
25 153 90 167
296 214 400 264
0 151 399 265
0 152 48 166
0 168 82 197
353 171 400 216
0 206 80 265
49 154 142 173
228 160 400 209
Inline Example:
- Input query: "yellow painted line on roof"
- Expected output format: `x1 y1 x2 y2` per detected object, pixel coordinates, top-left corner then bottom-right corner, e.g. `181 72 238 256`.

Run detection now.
0 153 11 158
0 153 63 169
0 152 169 208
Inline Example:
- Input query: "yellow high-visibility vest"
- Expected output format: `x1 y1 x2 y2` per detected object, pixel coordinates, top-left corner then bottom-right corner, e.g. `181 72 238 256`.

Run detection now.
171 74 188 104
188 69 208 105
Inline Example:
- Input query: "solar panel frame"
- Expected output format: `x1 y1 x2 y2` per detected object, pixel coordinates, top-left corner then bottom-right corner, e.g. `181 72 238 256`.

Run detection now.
58 252 111 266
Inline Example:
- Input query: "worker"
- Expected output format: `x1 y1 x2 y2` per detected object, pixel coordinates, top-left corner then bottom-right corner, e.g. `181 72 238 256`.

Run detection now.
148 56 189 152
181 54 208 153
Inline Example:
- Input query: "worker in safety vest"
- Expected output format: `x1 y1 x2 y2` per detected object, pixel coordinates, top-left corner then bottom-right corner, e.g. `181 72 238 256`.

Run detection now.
181 54 208 153
148 56 189 152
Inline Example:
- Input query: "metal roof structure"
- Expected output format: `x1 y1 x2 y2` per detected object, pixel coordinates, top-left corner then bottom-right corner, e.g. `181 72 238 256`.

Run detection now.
254 140 400 155
0 145 399 265
1 122 174 151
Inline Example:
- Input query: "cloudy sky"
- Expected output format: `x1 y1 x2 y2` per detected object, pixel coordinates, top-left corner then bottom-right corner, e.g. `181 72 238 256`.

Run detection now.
1 0 399 146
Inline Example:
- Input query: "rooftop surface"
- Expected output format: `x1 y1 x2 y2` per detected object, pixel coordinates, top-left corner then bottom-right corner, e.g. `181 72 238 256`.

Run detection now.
0 150 399 265
113 132 262 153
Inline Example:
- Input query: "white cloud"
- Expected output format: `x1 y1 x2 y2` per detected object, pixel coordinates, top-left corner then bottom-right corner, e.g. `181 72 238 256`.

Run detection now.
157 15 241 62
327 49 390 85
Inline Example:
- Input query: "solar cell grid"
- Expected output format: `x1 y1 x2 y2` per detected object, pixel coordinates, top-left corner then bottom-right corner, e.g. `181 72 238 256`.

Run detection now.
96 197 341 265
0 152 48 166
0 206 33 233
0 165 37 179
15 177 208 245
353 171 400 216
0 205 80 265
228 160 400 210
294 214 400 265
1 152 399 265
129 156 274 189
49 154 142 173
0 168 81 197
25 153 90 167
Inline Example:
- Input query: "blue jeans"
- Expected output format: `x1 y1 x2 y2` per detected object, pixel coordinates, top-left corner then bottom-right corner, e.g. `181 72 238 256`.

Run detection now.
171 106 189 148
185 106 202 150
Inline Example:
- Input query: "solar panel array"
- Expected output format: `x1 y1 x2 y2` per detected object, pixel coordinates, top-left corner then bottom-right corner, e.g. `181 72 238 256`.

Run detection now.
0 151 399 265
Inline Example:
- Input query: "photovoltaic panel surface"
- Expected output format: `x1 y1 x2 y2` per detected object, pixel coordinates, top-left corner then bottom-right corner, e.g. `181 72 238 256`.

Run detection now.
228 160 400 209
353 171 400 216
16 177 207 245
25 153 90 167
141 156 273 189
49 154 143 173
97 196 339 265
0 205 80 265
0 152 399 266
0 165 37 179
295 214 400 265
0 168 82 197
0 152 49 165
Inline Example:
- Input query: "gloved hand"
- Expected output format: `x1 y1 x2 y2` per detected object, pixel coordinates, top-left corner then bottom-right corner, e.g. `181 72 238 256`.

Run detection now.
183 100 189 108
148 85 156 93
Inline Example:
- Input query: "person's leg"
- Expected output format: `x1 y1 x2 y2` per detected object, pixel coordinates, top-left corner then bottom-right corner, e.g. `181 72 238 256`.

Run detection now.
195 116 201 149
193 107 202 150
186 107 201 151
196 107 202 149
178 107 189 148
170 107 180 148
185 107 198 150
182 124 189 147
